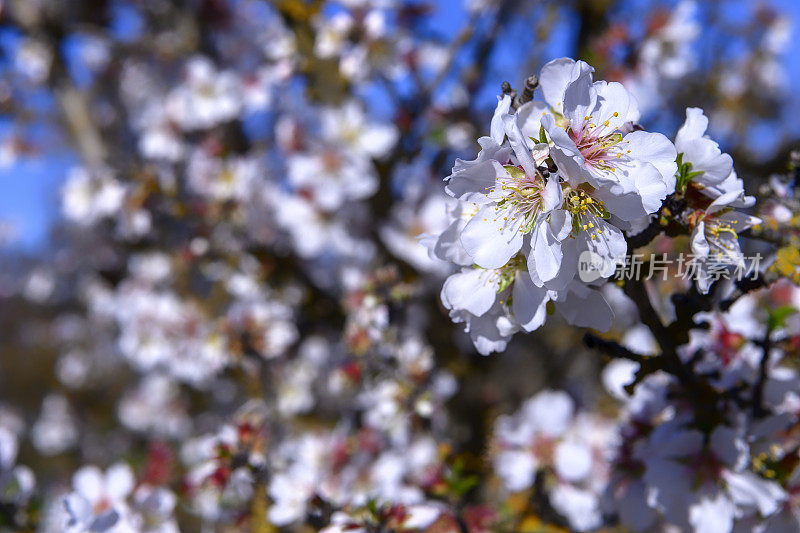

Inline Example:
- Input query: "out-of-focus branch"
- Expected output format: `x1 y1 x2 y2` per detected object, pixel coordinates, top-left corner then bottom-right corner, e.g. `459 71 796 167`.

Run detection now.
752 333 773 417
425 12 481 97
56 87 106 167
622 276 693 386
583 332 650 363
250 479 276 533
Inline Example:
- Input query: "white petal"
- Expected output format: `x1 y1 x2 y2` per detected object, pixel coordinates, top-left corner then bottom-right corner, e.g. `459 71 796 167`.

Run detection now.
490 94 512 145
542 114 589 187
494 450 537 491
691 222 710 258
707 189 745 213
530 218 563 283
556 284 614 331
541 175 564 212
554 441 593 482
466 306 517 355
446 137 510 201
719 210 761 232
105 463 135 501
549 484 602 532
461 205 524 269
593 81 640 130
64 494 93 524
502 113 537 177
584 221 627 278
593 160 668 220
359 123 398 158
624 130 678 192
688 493 735 533
425 216 472 265
403 505 442 529
723 470 786 517
539 233 580 290
675 107 709 148
602 359 638 400
539 58 593 113
676 108 732 185
617 480 657 531
512 270 550 331
441 269 497 317
702 170 754 208
525 390 574 437
73 466 104 504
516 101 550 143
709 426 747 467
562 69 597 134
445 159 505 204
548 208 572 240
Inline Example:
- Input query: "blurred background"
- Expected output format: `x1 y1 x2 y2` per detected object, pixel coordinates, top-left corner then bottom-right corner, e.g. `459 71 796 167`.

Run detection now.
2 0 800 250
0 0 798 531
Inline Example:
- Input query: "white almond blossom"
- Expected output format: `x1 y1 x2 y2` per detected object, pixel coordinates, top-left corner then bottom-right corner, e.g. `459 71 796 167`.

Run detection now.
675 107 755 207
287 148 379 211
62 167 126 226
637 423 786 533
540 59 677 222
690 190 761 294
492 390 618 531
63 463 136 533
165 56 242 131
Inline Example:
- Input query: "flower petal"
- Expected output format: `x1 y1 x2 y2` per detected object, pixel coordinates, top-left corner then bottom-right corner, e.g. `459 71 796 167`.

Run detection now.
530 216 563 283
593 81 640 130
690 222 710 258
516 101 550 144
490 94 512 145
556 284 614 331
623 130 678 193
461 205 524 269
539 58 593 114
512 270 550 331
441 268 497 317
502 114 537 177
562 68 597 134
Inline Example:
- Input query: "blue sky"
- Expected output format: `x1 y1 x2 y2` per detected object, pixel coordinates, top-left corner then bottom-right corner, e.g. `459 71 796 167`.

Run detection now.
1 0 799 251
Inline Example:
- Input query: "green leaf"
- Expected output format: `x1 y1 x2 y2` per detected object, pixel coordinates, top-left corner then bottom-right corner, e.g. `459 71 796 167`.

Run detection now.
367 498 379 517
768 305 798 332
504 164 525 181
685 170 704 180
674 157 705 192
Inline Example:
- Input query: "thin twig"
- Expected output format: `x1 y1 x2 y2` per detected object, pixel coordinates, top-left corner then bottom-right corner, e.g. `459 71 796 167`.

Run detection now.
752 335 772 417
583 333 650 363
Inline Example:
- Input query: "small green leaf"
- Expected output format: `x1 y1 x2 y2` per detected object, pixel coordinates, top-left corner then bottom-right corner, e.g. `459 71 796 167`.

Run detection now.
768 305 798 332
367 498 382 519
685 170 704 180
504 164 525 181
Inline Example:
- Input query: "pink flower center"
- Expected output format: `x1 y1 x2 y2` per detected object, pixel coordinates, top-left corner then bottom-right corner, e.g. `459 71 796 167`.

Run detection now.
569 122 627 171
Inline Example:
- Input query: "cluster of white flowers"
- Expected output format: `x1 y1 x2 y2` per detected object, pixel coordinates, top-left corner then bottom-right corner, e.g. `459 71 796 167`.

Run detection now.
426 58 764 354
600 287 800 532
485 280 800 532
491 390 618 531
